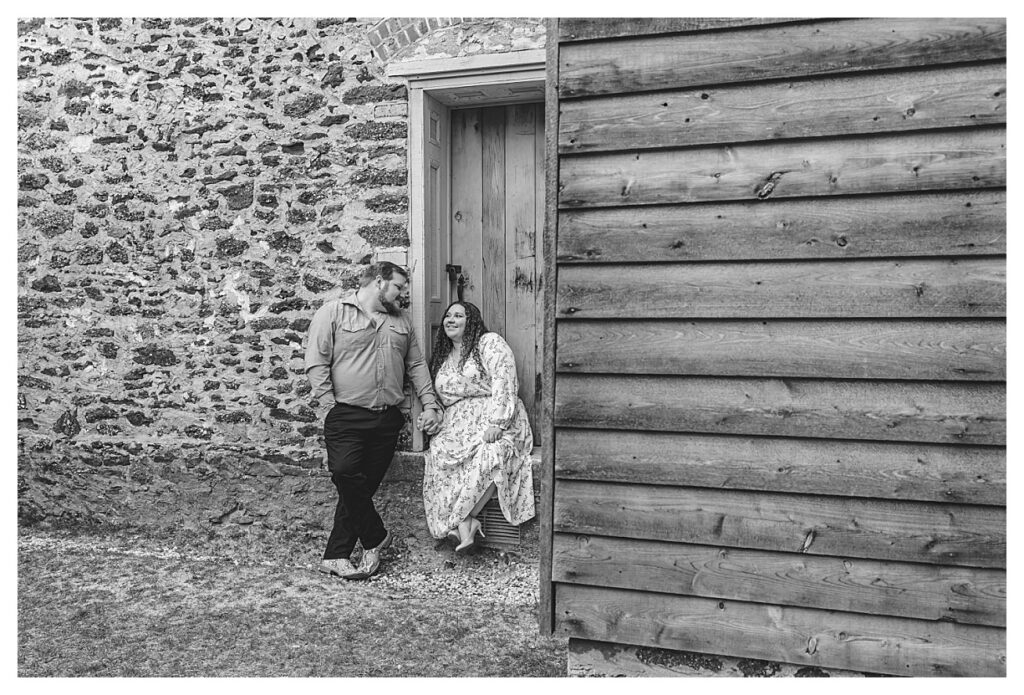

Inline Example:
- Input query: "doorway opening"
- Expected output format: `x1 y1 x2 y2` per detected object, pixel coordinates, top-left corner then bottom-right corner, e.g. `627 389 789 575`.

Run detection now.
389 51 546 452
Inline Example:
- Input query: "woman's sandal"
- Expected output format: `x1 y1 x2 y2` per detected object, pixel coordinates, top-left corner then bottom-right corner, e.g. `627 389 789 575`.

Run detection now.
455 517 485 553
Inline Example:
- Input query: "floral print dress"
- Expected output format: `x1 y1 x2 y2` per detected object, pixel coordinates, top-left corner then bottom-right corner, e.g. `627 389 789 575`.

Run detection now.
423 332 535 538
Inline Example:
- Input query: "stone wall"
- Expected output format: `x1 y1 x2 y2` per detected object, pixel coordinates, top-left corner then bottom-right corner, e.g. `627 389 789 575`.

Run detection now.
372 17 546 61
16 17 545 535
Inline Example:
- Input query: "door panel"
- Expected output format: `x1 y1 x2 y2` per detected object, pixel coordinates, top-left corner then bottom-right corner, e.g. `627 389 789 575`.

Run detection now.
505 104 540 432
424 93 450 348
450 109 484 306
450 102 544 439
417 91 450 451
482 107 508 333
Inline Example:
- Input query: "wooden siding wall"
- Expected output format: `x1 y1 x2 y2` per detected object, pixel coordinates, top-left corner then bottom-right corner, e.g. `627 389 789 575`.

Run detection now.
546 17 1006 677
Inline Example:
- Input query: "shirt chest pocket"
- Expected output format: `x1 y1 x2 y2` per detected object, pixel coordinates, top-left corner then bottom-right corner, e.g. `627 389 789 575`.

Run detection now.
336 314 374 352
384 323 409 354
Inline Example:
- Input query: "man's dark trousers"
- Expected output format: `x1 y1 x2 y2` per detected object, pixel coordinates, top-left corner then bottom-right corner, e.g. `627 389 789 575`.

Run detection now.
323 403 403 560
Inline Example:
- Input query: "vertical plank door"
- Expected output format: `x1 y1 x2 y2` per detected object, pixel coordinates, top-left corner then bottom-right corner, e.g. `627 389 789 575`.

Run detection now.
449 102 544 439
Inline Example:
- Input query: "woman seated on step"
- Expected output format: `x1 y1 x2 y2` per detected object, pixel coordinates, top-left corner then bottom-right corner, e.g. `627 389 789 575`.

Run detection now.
417 300 535 552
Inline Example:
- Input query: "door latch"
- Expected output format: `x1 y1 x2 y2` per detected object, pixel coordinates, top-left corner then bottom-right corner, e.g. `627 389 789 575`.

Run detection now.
445 264 466 302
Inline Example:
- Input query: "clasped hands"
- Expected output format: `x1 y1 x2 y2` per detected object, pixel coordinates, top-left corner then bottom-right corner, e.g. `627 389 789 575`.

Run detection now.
415 410 504 443
416 409 443 436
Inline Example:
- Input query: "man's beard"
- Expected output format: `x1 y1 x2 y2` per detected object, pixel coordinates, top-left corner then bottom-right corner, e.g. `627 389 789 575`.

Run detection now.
378 289 402 316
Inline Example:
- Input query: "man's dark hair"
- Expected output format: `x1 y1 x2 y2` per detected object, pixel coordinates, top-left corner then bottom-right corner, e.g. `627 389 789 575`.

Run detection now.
358 261 408 287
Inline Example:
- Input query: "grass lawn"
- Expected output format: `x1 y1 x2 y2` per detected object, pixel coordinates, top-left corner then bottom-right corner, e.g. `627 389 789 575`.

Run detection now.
18 527 567 677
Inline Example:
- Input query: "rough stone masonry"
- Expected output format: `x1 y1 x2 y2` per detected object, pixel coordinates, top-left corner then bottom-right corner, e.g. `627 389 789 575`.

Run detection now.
16 17 545 536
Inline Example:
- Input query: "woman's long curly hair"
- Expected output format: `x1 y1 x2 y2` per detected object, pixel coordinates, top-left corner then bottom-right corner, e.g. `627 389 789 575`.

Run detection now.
429 301 489 378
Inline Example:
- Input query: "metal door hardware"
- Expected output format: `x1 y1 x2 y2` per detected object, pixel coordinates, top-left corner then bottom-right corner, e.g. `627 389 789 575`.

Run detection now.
445 263 466 301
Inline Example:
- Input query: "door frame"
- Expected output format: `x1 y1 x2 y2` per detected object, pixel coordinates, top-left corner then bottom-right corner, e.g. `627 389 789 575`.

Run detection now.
389 50 546 450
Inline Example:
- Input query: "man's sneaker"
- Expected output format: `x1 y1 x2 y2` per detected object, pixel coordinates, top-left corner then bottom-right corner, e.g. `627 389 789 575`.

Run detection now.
346 530 392 580
318 557 360 578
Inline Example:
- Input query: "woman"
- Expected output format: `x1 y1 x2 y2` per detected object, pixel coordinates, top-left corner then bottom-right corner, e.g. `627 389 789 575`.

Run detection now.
418 301 535 552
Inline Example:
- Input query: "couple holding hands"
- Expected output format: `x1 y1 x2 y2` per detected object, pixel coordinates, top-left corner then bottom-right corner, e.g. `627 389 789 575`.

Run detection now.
305 262 535 580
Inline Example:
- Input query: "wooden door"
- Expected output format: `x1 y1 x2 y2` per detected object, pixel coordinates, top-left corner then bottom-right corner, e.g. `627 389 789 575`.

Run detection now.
423 93 450 352
412 91 450 451
449 103 544 438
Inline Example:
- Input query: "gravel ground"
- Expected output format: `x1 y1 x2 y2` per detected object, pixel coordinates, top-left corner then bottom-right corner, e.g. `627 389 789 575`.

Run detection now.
18 521 564 676
18 479 563 676
17 528 541 607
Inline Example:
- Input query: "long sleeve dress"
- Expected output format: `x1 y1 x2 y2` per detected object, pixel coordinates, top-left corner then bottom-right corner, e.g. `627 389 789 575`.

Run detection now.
422 332 535 538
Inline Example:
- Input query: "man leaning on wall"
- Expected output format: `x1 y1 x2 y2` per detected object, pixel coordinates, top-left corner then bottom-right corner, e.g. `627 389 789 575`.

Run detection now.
304 261 443 579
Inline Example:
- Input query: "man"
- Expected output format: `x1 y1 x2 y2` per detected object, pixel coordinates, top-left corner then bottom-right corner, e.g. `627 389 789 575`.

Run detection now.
305 261 443 580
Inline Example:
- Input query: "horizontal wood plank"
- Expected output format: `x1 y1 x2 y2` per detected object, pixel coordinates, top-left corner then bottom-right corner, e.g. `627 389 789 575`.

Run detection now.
558 17 795 42
556 319 1005 381
554 584 1006 676
554 480 1005 568
567 637 867 677
560 63 1006 154
557 190 1006 262
559 127 1005 208
553 534 1006 627
559 18 1007 98
554 374 1005 445
557 258 1005 319
554 428 1006 505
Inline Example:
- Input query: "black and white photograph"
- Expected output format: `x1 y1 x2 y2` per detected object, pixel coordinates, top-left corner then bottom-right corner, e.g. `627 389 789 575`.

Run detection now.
12 6 1011 681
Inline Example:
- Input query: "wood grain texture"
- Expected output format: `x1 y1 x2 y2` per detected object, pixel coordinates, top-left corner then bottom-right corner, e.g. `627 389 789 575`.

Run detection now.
554 480 1005 568
559 63 1006 153
557 190 1006 263
506 104 538 261
481 106 506 331
553 534 1006 626
567 637 868 677
554 374 1005 445
556 319 1005 381
557 258 1005 319
548 15 1009 671
559 17 1006 98
557 17 795 42
559 127 1005 209
554 584 1006 676
534 100 546 438
450 108 483 303
538 18 559 635
554 428 1006 505
504 103 539 418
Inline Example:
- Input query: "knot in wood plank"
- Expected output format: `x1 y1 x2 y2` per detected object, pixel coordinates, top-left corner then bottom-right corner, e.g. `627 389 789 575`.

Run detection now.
756 171 785 199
